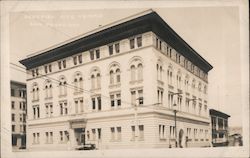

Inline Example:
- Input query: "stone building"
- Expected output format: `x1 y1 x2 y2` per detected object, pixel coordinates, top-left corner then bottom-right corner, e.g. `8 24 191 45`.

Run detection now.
10 80 27 150
20 10 213 150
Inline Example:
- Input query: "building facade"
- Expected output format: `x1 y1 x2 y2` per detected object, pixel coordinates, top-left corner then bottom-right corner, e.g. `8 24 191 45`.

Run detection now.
20 10 213 150
209 109 230 147
10 81 27 150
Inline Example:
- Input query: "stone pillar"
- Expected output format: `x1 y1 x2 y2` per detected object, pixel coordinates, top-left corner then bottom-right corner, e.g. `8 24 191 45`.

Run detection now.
69 128 76 150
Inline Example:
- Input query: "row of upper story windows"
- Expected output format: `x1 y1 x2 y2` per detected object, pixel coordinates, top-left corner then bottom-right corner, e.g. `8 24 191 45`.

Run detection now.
30 35 143 78
31 89 143 119
159 125 209 141
154 36 208 82
157 62 208 94
31 86 207 120
158 89 208 117
31 57 144 101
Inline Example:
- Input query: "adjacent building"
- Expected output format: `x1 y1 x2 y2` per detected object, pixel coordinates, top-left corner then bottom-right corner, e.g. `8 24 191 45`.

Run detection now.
20 10 213 150
209 109 230 147
10 81 27 150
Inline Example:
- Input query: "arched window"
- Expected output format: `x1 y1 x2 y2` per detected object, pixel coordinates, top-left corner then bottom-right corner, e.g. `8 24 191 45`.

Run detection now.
110 70 114 85
137 63 143 81
184 75 189 92
91 74 95 89
116 69 121 83
198 82 202 92
130 65 136 81
109 63 121 85
97 73 101 89
192 79 196 91
204 85 207 94
32 83 39 101
90 67 101 90
74 72 83 93
176 70 182 89
129 57 143 82
59 76 67 96
44 80 52 98
167 65 173 85
157 60 163 81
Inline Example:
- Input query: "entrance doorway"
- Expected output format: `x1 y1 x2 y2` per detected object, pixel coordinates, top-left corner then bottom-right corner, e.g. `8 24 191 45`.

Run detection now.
74 128 85 145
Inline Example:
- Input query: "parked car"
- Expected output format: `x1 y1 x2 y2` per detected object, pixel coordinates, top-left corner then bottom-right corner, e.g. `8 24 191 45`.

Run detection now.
76 144 96 150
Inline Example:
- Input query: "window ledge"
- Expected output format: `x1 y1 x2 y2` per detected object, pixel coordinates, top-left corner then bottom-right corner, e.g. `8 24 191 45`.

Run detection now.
109 83 121 89
58 94 67 98
159 138 167 141
45 97 53 100
157 80 164 86
74 91 83 95
168 84 174 89
32 99 39 103
129 80 143 85
90 88 101 92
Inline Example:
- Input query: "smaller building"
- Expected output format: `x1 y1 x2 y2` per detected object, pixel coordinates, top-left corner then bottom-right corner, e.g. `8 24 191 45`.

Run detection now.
228 127 243 146
209 109 230 147
10 81 27 150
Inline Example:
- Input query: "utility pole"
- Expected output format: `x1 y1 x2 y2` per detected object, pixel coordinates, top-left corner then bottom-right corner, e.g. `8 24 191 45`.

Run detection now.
134 97 143 147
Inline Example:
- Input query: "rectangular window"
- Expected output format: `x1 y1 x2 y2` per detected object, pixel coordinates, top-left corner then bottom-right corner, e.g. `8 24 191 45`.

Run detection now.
45 132 49 143
36 68 39 76
73 56 77 65
92 129 96 141
33 133 36 144
137 36 142 47
97 96 101 110
138 90 143 105
37 133 40 144
20 114 22 122
90 50 94 60
12 125 15 132
130 38 135 49
98 128 102 140
48 64 52 72
78 55 82 64
131 126 135 141
44 65 48 73
111 127 115 141
11 101 15 109
110 93 121 108
117 94 121 107
92 98 96 110
96 49 100 59
139 125 144 140
60 131 63 142
12 114 15 121
58 61 62 70
63 60 66 68
50 132 53 143
32 70 35 77
110 95 115 107
109 45 113 55
131 91 136 106
115 43 120 53
59 101 67 115
117 127 121 141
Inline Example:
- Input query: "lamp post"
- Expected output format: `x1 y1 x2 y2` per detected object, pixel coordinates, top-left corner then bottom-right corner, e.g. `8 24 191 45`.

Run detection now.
173 104 178 148
171 92 182 148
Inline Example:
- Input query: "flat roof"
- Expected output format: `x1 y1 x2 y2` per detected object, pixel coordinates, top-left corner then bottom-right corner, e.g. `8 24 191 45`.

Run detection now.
20 10 213 72
209 109 230 118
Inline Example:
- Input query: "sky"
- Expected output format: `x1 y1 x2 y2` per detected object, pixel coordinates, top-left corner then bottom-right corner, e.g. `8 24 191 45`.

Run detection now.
9 5 242 127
